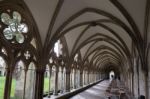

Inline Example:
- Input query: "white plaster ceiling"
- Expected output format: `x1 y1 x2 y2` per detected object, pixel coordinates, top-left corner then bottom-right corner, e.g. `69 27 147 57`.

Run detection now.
24 0 147 70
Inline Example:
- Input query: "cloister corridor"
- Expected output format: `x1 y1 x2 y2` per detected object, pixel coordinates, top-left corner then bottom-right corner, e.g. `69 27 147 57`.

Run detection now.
0 0 150 99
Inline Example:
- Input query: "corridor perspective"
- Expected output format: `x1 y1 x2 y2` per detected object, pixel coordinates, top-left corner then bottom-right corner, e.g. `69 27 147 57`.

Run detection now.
70 80 111 99
0 0 150 99
70 79 133 99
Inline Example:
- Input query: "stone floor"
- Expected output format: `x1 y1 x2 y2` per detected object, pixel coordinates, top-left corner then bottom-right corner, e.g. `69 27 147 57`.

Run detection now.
43 79 135 99
70 80 135 99
70 80 110 99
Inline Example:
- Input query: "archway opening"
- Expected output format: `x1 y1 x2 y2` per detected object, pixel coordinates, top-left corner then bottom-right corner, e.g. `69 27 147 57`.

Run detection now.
109 71 115 81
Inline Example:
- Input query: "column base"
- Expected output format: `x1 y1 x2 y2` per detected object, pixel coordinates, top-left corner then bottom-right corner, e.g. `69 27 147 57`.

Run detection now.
53 92 58 96
48 95 51 98
65 90 70 92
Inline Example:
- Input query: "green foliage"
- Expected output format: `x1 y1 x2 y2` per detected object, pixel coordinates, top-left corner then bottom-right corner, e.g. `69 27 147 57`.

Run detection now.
0 76 5 99
0 77 16 99
44 77 50 93
0 76 50 98
10 78 16 98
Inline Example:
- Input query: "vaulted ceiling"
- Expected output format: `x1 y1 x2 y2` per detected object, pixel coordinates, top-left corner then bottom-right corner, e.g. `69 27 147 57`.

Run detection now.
24 0 149 74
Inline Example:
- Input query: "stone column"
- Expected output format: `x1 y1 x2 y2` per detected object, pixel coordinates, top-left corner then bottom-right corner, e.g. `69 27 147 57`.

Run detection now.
133 58 139 97
60 68 64 93
34 69 40 99
48 66 52 97
144 72 148 99
132 73 134 95
148 71 150 99
87 72 89 84
65 69 70 92
63 68 66 92
39 69 45 99
89 73 91 83
84 71 86 85
54 67 59 95
77 70 80 88
70 70 73 90
73 69 77 89
82 70 84 85
4 69 12 99
139 66 146 96
85 71 87 85
80 70 83 87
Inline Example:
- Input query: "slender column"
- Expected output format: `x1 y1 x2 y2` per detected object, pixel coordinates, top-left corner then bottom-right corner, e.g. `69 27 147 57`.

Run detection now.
70 70 73 90
60 68 64 93
94 72 95 82
84 71 86 85
96 72 98 81
65 69 70 92
77 69 80 87
39 70 45 99
82 70 84 85
85 71 87 85
87 72 89 84
23 71 27 99
132 73 134 95
54 67 59 95
63 68 66 92
34 69 40 99
73 69 77 89
90 72 92 83
48 66 52 97
80 70 83 87
86 71 88 84
90 73 92 83
145 73 148 99
4 69 12 99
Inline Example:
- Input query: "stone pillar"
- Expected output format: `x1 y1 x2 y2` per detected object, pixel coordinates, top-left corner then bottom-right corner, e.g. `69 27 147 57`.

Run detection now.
4 69 12 99
65 69 70 92
80 70 83 87
48 66 52 97
91 73 92 83
148 71 150 99
77 69 80 87
145 73 148 99
38 69 45 99
84 71 86 85
89 73 91 83
85 71 87 85
132 73 134 95
139 67 146 96
73 69 77 89
93 72 96 82
34 69 40 99
87 72 89 84
89 73 90 83
82 70 84 85
60 68 64 93
54 67 59 95
70 70 73 90
63 68 66 92
133 58 139 97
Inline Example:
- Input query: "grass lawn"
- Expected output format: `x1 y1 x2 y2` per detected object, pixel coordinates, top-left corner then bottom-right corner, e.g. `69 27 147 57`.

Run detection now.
0 76 5 99
0 76 50 98
10 78 16 98
44 77 50 93
0 76 16 99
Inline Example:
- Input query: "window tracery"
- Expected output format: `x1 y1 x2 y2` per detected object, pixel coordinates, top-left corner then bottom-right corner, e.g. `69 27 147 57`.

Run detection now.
0 2 39 99
1 10 29 44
